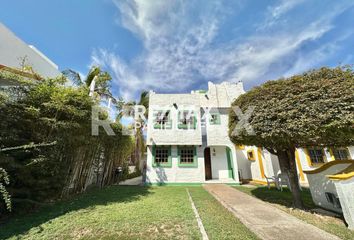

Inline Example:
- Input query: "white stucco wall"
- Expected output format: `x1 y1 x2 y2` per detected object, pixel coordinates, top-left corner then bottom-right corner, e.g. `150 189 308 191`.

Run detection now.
210 146 230 179
306 162 352 213
334 178 354 230
236 149 252 180
348 146 354 159
0 23 60 78
146 145 205 183
206 109 234 146
147 94 202 146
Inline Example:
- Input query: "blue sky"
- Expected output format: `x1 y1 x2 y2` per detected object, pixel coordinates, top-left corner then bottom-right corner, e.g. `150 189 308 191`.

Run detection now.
1 0 354 100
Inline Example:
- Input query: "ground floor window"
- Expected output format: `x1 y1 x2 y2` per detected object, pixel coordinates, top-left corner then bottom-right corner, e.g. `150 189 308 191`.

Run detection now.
178 146 197 167
307 148 325 164
152 146 171 167
331 148 350 160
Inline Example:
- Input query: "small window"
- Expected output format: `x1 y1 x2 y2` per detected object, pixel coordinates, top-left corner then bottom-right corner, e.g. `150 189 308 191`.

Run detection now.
153 146 171 167
308 148 325 164
325 192 341 209
209 113 221 125
180 148 194 163
178 110 196 129
153 110 172 129
247 150 255 161
155 148 169 163
178 147 197 167
332 148 350 160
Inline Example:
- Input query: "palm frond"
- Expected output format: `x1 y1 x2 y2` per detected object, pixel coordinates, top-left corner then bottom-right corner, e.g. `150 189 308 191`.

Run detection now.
62 69 83 86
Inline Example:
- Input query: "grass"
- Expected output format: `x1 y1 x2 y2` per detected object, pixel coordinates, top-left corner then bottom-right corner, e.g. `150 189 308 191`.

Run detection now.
188 187 259 240
234 185 354 240
1 186 257 240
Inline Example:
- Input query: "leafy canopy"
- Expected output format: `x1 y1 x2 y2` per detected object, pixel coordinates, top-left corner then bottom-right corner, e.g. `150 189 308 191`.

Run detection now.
229 67 354 150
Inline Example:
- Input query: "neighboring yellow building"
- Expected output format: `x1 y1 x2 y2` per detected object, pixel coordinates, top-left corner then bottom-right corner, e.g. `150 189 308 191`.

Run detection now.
236 145 354 186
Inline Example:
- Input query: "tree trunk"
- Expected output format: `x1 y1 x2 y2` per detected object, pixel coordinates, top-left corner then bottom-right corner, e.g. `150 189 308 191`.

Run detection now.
277 147 304 209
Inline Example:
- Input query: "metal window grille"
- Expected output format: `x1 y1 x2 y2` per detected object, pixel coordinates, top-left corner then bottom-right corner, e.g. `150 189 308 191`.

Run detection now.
333 149 349 160
155 148 169 163
180 148 194 163
309 149 324 163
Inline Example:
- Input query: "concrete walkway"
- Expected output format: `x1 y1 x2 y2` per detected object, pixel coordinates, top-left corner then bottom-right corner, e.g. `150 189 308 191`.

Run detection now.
204 184 340 240
118 176 142 186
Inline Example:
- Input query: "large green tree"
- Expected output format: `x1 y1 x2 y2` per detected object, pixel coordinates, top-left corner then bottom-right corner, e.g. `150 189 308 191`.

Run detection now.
0 71 134 214
229 67 354 208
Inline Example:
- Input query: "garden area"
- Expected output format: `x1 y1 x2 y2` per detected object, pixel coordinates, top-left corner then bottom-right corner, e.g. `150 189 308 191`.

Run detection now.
234 185 354 240
0 186 258 240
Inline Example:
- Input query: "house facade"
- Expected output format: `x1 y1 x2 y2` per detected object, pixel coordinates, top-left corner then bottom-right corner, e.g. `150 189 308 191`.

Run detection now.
145 81 245 184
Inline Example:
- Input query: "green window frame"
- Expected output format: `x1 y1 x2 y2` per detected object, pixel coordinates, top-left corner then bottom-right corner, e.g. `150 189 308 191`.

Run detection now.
209 113 221 125
178 146 198 167
178 110 197 129
153 110 172 129
152 145 172 168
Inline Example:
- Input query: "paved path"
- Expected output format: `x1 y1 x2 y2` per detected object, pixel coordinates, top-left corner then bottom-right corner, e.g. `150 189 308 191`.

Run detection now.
119 176 142 185
204 184 340 240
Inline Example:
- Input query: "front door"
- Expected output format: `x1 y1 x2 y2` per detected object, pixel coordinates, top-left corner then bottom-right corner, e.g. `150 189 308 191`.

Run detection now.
204 147 212 180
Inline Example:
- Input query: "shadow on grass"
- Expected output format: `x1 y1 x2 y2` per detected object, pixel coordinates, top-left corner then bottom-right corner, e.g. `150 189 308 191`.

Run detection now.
237 185 316 209
0 185 151 239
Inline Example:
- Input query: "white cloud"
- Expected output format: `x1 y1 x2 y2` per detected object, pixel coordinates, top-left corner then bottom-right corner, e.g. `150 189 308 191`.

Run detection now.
91 0 354 100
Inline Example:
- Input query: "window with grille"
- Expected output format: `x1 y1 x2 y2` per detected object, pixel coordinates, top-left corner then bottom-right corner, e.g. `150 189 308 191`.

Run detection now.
178 110 196 129
308 148 324 164
153 110 171 129
155 147 169 163
178 147 197 167
332 148 350 160
180 148 195 164
210 113 220 125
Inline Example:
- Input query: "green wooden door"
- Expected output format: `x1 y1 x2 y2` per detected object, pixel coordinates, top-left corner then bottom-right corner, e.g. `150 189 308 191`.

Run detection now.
226 147 235 179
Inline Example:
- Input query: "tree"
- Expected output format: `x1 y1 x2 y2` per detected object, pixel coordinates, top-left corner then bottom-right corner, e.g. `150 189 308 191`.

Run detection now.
62 66 114 101
0 72 134 213
118 91 149 170
229 67 354 208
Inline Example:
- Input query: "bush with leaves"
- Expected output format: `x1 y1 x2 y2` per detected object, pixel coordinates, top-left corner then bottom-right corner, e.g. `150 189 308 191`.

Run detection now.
229 66 354 208
0 74 134 214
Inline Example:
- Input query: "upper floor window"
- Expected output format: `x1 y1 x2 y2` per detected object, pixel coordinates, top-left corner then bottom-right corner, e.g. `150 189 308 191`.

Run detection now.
178 110 196 129
307 148 325 164
153 110 172 129
209 113 221 125
332 148 350 160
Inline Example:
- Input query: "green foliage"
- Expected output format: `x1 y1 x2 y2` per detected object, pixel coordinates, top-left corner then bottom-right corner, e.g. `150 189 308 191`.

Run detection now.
0 76 134 214
0 168 11 211
229 67 354 150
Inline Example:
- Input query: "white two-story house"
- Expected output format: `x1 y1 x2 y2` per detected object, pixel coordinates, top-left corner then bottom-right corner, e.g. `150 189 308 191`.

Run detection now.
145 81 245 185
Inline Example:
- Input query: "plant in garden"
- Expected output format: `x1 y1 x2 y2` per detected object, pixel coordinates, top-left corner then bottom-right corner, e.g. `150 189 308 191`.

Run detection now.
229 66 354 208
118 91 149 170
0 168 11 212
0 71 134 213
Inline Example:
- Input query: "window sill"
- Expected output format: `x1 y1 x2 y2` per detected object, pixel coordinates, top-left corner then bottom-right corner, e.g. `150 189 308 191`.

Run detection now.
178 163 198 168
152 163 172 168
178 124 196 130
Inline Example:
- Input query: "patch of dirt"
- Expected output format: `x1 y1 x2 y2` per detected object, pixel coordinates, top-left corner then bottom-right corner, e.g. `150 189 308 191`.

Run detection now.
71 227 93 239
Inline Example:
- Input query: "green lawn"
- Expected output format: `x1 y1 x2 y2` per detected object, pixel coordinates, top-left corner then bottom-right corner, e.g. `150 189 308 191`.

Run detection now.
234 185 354 240
189 188 258 240
1 186 257 240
